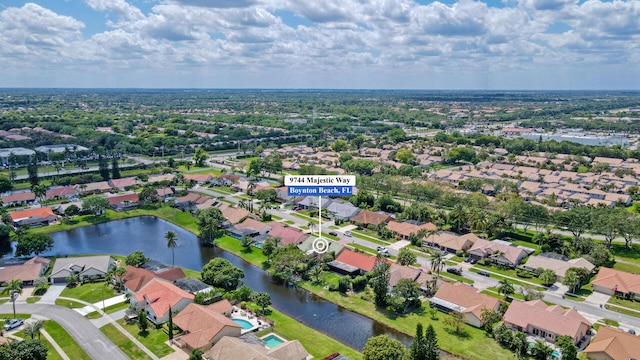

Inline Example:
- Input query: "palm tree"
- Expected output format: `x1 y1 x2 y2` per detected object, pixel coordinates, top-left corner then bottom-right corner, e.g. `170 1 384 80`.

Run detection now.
32 184 47 204
430 250 444 278
497 278 515 300
165 231 178 268
24 320 44 340
3 279 23 319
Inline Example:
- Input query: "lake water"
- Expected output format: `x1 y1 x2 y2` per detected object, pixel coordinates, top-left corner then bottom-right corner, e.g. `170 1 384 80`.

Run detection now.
38 216 414 351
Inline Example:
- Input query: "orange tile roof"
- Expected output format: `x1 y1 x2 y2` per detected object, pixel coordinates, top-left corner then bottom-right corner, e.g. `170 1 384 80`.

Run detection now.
0 263 45 283
235 218 269 232
267 226 306 246
221 206 251 225
349 210 392 225
107 193 139 205
1 191 35 203
592 267 640 295
584 326 640 360
136 279 194 319
173 301 240 350
123 266 185 292
503 300 591 342
386 221 437 237
9 207 56 221
335 249 377 272
184 174 213 183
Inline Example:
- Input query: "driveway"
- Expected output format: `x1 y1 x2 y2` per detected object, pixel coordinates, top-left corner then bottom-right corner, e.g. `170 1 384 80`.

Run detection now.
0 303 128 360
39 284 66 304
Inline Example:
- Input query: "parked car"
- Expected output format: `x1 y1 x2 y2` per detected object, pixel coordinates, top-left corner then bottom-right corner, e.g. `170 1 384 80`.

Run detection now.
477 270 491 277
376 246 388 252
446 267 462 276
344 231 352 237
328 231 338 236
292 206 302 211
3 319 24 330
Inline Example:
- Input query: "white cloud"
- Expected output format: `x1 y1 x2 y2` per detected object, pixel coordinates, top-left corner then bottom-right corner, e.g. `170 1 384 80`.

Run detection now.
0 0 638 88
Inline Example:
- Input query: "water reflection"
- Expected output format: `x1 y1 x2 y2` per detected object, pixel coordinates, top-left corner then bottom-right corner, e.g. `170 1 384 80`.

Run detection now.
35 216 413 350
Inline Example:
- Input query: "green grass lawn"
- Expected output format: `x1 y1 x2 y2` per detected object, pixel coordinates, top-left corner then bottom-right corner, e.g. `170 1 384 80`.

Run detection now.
100 323 152 360
299 281 514 360
350 230 390 246
85 302 130 319
608 297 640 313
55 299 89 309
13 328 63 360
26 297 40 303
612 260 640 274
60 283 118 304
216 236 267 267
469 266 546 290
116 319 174 358
289 212 320 224
44 320 91 360
256 307 362 360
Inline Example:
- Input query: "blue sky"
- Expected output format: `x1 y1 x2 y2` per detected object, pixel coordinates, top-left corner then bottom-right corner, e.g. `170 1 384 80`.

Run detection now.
0 0 638 89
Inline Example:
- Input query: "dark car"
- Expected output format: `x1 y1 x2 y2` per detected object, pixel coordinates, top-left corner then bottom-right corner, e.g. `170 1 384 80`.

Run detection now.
477 270 491 277
328 231 338 236
446 267 462 276
3 318 24 330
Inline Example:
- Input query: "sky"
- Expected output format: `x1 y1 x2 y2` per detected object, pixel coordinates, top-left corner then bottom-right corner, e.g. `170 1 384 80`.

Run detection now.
0 0 638 90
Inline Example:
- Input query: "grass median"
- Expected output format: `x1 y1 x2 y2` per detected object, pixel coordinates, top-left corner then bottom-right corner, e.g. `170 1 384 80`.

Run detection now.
100 323 152 360
116 319 174 358
44 320 91 360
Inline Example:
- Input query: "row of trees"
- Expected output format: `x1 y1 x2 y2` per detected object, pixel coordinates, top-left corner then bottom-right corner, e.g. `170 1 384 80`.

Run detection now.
363 323 440 360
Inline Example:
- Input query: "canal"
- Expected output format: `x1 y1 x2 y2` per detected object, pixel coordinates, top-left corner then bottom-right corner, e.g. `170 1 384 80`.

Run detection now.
39 216 414 351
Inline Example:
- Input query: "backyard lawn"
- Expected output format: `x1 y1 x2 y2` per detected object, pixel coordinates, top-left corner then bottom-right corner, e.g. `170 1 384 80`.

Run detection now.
55 299 87 309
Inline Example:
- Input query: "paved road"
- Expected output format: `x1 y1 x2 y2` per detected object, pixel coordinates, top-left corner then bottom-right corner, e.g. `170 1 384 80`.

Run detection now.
0 303 128 360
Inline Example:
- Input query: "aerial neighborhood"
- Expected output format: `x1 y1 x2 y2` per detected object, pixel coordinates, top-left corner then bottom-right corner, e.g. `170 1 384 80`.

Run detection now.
1 90 640 360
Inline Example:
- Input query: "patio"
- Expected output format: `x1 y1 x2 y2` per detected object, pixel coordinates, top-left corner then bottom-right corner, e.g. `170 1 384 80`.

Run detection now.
230 306 272 334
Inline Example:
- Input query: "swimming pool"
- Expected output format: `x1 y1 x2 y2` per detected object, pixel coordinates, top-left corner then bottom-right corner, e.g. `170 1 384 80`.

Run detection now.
232 318 254 330
262 334 285 349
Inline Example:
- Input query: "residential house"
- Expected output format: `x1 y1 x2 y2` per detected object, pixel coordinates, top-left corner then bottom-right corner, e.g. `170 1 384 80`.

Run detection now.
1 191 36 206
430 282 500 328
215 174 242 187
297 196 331 210
109 177 140 191
173 300 241 351
107 193 140 211
388 263 438 295
121 265 185 294
79 181 112 195
349 210 392 227
326 200 360 221
583 326 640 360
523 254 595 281
49 255 115 284
591 267 640 297
385 221 437 240
422 232 479 254
328 248 377 276
228 218 271 239
204 336 311 360
9 207 57 227
267 225 307 246
44 186 77 201
503 300 591 344
184 174 213 185
174 193 210 211
147 173 176 184
134 278 195 324
467 239 528 267
220 205 252 226
0 256 50 286
156 187 174 199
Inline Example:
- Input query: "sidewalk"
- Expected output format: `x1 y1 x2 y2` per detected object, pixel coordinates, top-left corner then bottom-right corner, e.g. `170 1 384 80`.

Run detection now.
75 294 126 316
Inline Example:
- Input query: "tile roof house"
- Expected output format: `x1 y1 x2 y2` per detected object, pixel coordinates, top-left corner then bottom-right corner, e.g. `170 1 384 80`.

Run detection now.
134 278 195 324
107 193 140 211
49 255 115 284
156 187 174 198
45 186 78 200
423 232 479 253
174 193 210 211
173 300 241 351
430 282 500 328
109 177 141 190
349 210 392 226
523 255 594 281
1 191 36 206
388 263 439 295
503 300 591 344
591 267 640 297
121 265 185 293
583 326 640 360
147 173 176 184
326 200 361 220
9 207 57 227
467 239 528 267
184 174 214 184
231 218 272 237
204 336 310 360
385 221 437 240
297 196 332 210
328 249 377 275
267 226 307 246
0 256 50 285
220 205 252 226
79 181 112 194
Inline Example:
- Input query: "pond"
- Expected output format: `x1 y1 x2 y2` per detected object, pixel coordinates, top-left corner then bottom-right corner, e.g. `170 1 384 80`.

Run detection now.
38 216 414 351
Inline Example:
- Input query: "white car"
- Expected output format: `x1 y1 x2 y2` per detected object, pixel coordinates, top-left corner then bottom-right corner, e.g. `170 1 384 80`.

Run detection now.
344 231 352 237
